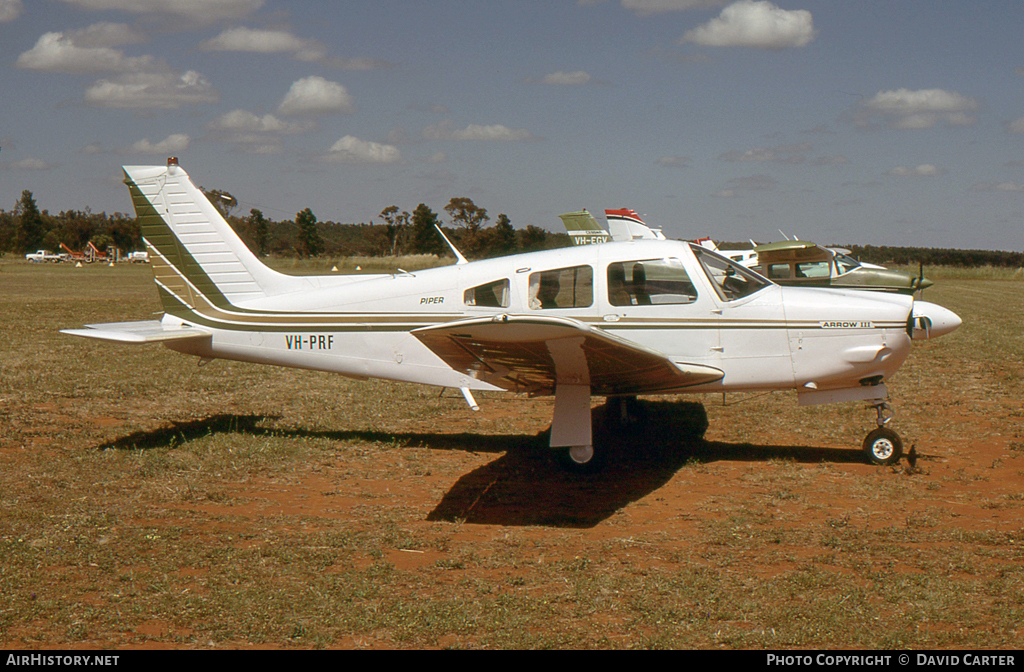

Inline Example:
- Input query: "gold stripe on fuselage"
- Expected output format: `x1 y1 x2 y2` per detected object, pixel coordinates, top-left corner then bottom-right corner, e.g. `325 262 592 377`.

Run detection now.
154 244 907 335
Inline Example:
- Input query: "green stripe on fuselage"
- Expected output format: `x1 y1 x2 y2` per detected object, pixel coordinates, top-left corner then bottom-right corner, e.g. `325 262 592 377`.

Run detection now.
125 174 263 318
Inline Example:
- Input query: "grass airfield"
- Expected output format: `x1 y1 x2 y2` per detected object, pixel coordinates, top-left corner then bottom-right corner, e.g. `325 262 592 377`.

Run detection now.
1 258 1022 649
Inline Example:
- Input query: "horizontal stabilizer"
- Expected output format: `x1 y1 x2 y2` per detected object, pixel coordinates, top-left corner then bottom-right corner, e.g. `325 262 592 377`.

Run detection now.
60 320 211 345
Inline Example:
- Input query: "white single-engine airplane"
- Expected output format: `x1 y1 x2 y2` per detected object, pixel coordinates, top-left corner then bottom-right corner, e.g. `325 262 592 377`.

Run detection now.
64 160 961 470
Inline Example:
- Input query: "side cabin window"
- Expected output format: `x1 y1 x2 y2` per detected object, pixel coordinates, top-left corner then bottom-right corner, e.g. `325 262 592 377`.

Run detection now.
767 263 791 280
765 261 831 281
795 261 830 278
607 258 697 306
528 265 593 310
693 245 770 301
464 278 510 308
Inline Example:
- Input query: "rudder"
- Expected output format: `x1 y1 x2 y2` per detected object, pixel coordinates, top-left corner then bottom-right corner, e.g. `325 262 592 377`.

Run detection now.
123 159 301 317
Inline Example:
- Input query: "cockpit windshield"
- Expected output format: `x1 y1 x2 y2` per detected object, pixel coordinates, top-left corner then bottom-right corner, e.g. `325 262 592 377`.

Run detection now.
690 243 771 301
833 252 861 276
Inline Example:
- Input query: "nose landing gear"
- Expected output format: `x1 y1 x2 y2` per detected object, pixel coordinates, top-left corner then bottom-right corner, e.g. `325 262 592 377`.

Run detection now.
863 400 903 466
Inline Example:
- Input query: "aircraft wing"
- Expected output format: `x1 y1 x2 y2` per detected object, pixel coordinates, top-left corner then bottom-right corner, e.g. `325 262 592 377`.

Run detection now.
61 320 211 344
412 315 723 396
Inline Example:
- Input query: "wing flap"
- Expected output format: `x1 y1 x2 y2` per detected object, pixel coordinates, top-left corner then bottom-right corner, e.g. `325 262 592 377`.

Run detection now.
61 320 211 344
412 315 723 395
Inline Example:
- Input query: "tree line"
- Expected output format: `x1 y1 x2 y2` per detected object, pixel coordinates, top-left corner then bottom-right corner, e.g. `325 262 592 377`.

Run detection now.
0 189 570 261
227 197 570 260
2 188 1021 268
0 190 138 257
843 244 1023 269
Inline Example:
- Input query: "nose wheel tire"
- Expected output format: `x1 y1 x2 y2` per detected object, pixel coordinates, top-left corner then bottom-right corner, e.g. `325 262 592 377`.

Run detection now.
862 427 903 466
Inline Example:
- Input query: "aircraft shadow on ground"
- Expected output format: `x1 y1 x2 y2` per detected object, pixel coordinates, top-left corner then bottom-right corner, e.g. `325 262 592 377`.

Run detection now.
424 437 863 529
97 404 865 529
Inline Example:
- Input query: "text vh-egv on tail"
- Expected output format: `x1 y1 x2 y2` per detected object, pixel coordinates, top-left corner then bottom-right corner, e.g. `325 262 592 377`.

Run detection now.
64 159 961 471
559 208 665 246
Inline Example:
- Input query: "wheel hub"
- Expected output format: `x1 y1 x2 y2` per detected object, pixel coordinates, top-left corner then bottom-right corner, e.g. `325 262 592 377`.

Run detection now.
871 438 895 460
568 444 594 464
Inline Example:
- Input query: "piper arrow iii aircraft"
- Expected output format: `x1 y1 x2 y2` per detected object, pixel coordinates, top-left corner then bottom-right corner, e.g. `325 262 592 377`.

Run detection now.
63 159 962 470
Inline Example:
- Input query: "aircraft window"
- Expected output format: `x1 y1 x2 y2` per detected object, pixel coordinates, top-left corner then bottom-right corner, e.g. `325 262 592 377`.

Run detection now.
692 245 770 301
528 265 593 310
607 258 697 306
464 278 510 308
767 264 791 280
795 261 830 278
834 253 860 275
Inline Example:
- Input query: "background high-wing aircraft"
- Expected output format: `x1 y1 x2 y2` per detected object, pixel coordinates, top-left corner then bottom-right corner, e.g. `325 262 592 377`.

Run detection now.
64 160 961 471
744 240 932 295
562 211 933 296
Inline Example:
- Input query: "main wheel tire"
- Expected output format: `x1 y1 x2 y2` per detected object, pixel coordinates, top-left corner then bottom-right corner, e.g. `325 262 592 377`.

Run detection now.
862 427 903 466
555 444 606 474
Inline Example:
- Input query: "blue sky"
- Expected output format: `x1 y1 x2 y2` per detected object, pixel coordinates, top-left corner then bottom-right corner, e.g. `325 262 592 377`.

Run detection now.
1 0 1022 251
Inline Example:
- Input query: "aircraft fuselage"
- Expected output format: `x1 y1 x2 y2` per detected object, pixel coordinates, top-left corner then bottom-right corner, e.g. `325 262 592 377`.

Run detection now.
161 239 919 398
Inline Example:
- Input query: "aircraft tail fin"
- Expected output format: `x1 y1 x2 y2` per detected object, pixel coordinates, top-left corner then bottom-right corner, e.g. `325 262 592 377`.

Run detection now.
605 209 666 241
558 210 611 246
124 159 302 317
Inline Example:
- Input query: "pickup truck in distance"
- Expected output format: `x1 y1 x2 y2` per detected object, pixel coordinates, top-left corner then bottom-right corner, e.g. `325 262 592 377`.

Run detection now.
25 250 65 262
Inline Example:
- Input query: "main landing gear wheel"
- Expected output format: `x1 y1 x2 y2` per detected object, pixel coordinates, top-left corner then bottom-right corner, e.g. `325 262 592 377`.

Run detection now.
862 427 903 466
556 444 605 474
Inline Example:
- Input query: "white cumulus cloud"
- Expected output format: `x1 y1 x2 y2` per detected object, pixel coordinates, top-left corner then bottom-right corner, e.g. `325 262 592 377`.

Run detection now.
719 142 811 164
67 22 147 48
540 70 593 85
85 71 218 109
206 110 311 154
53 0 263 23
423 121 536 142
887 164 946 177
1 0 24 22
17 31 155 74
201 27 327 62
324 136 401 164
8 157 54 171
208 110 307 134
121 134 190 155
278 76 353 116
680 0 816 49
856 88 980 129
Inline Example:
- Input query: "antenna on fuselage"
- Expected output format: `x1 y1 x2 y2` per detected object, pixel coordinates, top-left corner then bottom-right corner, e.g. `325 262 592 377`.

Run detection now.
435 225 468 265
